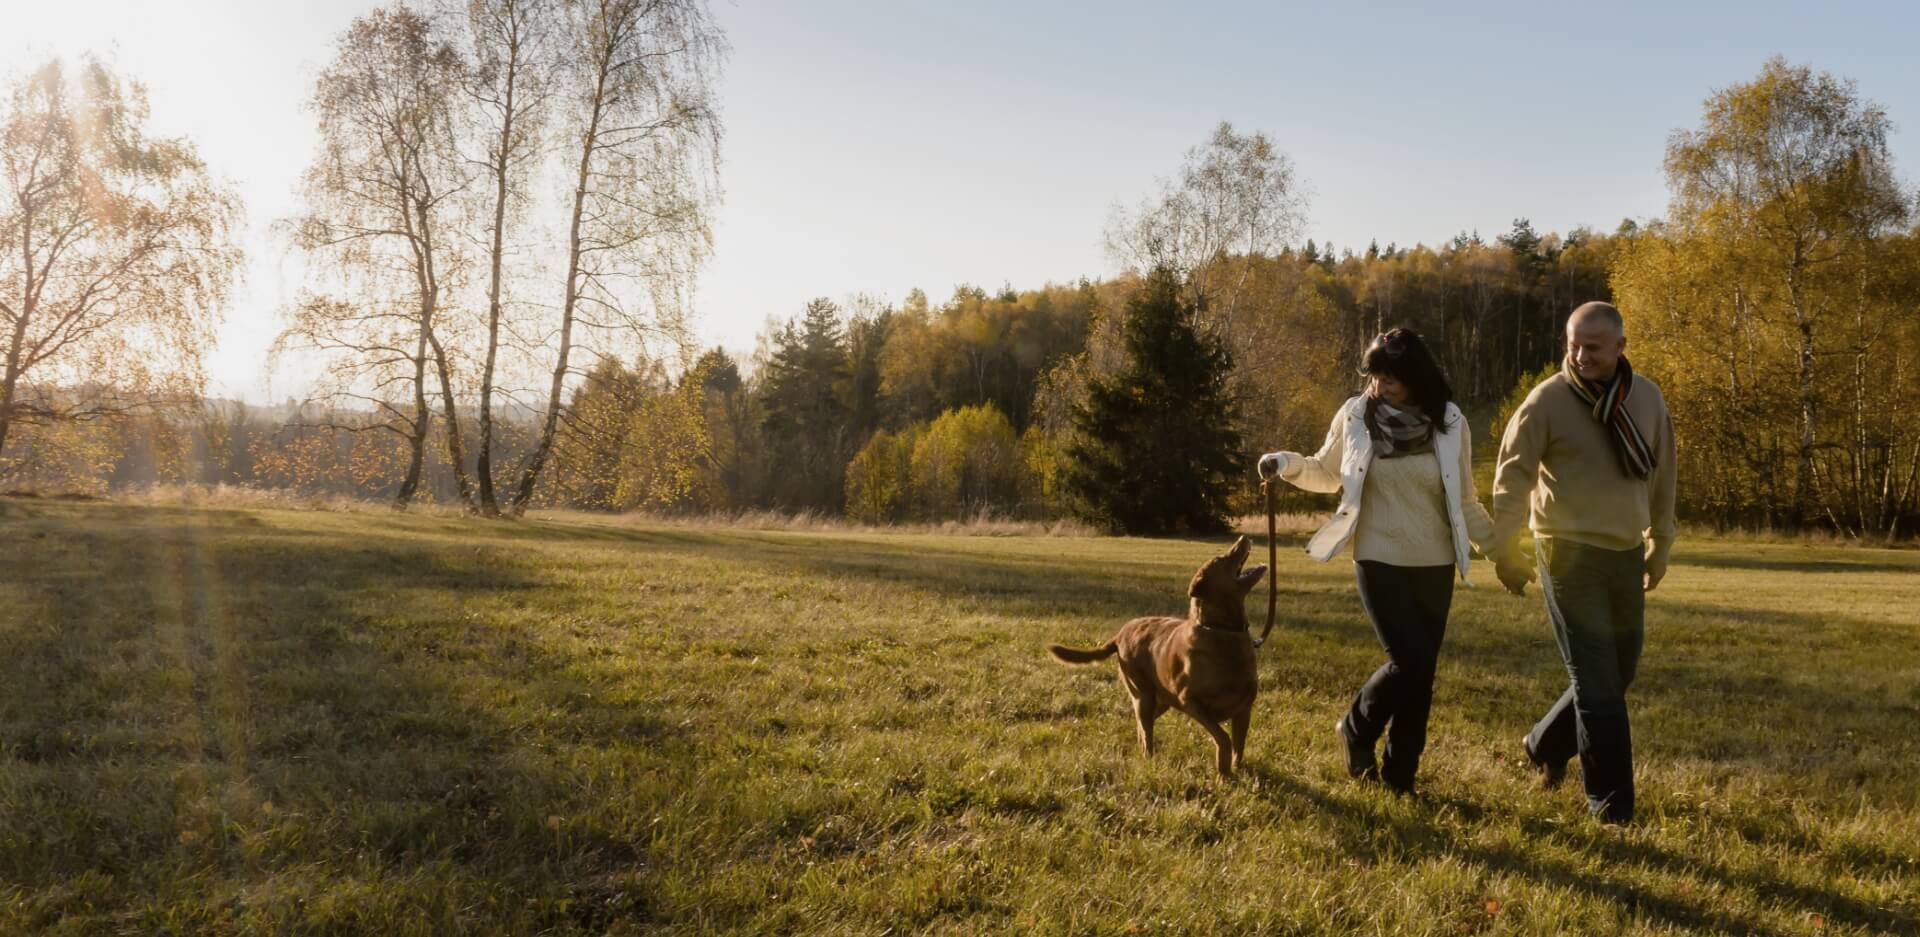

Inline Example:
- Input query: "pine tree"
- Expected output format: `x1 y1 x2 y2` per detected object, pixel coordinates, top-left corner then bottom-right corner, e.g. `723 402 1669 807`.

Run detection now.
1064 268 1243 534
845 308 893 438
759 298 853 510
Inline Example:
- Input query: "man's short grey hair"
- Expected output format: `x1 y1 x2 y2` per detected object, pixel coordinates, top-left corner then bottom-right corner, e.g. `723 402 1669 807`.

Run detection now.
1569 301 1624 336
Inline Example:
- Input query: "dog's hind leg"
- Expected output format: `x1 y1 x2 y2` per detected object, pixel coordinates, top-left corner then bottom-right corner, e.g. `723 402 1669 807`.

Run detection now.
1131 694 1158 757
1229 709 1251 772
1117 659 1159 757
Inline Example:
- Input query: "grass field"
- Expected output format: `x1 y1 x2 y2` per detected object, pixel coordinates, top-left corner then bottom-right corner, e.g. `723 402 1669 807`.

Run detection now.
1 496 1917 935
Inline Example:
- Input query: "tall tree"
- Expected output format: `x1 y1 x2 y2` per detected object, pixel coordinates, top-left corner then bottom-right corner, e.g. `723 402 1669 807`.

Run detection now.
457 0 556 515
1065 268 1242 534
285 6 474 506
509 0 725 514
0 58 240 468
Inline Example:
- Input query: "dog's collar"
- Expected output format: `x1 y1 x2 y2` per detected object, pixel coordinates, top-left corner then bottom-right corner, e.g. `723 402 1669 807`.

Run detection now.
1194 620 1250 634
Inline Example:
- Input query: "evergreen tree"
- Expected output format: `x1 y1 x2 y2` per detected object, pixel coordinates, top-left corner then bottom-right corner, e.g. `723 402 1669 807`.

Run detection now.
1064 268 1243 534
1499 217 1542 261
759 298 853 510
845 308 893 438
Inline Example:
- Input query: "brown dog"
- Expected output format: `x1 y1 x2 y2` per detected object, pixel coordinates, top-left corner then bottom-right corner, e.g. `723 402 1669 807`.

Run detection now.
1047 536 1268 777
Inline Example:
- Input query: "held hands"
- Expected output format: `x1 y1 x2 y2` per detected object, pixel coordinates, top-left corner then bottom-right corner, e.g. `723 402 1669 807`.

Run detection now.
1493 546 1535 597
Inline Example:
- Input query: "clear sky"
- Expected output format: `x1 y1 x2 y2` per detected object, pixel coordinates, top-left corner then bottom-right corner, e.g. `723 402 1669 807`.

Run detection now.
9 0 1918 401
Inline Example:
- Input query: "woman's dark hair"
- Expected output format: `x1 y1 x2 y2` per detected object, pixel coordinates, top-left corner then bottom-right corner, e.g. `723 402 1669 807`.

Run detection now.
1360 327 1455 432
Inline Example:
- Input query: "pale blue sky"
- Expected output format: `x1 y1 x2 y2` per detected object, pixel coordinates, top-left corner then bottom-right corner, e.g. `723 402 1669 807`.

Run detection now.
10 1 1918 399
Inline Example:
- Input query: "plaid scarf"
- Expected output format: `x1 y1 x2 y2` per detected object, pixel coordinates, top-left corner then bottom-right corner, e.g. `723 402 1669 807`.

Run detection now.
1364 395 1433 459
1563 354 1655 479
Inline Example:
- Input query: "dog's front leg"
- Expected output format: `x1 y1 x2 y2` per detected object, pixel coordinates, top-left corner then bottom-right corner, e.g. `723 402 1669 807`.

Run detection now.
1193 715 1235 777
1229 710 1250 772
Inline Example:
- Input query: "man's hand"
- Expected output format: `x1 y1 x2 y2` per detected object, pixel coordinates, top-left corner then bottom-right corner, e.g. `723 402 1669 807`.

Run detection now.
1644 551 1668 593
1494 548 1535 597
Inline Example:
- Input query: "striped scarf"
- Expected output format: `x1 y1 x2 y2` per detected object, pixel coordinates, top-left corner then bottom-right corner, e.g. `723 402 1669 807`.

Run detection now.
1364 396 1433 459
1563 354 1655 479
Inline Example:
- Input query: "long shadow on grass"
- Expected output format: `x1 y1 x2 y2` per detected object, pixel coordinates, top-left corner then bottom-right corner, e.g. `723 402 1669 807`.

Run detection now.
1670 550 1920 576
517 521 1364 639
0 502 676 931
1245 766 1781 933
1244 766 1914 935
1629 596 1920 795
1430 586 1920 814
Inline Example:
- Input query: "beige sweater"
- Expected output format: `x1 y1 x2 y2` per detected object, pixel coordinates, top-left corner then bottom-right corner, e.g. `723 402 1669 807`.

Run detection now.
1491 372 1678 560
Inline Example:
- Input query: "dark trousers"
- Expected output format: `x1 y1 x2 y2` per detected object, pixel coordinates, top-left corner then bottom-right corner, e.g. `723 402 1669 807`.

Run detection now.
1346 561 1455 790
1527 538 1646 823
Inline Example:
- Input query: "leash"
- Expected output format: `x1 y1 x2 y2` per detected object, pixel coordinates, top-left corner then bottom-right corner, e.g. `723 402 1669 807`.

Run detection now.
1251 478 1279 648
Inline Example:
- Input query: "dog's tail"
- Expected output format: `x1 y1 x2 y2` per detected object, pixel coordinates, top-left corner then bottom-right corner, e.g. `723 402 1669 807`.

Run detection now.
1046 641 1118 665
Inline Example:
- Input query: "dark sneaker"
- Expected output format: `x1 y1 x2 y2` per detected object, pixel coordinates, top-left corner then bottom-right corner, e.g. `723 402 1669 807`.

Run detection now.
1522 734 1566 790
1337 717 1378 780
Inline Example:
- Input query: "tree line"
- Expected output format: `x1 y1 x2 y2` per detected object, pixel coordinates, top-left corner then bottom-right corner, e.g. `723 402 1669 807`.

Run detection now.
4 48 1916 536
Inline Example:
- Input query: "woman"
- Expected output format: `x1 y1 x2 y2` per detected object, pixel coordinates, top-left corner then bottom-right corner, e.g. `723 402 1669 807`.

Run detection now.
1259 328 1494 794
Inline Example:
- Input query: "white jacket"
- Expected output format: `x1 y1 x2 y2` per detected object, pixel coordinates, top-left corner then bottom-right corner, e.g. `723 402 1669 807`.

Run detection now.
1263 396 1494 582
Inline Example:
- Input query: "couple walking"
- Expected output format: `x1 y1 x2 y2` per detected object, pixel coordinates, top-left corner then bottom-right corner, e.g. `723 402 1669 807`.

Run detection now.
1258 301 1676 825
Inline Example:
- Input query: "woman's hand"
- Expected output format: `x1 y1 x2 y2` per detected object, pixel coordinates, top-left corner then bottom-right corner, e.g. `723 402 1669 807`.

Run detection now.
1257 452 1293 479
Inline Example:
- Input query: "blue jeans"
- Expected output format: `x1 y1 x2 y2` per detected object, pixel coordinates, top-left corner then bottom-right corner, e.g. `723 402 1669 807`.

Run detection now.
1348 561 1455 790
1527 538 1646 823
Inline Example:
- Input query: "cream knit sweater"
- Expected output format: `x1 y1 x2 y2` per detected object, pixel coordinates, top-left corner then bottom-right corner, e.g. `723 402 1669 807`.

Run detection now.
1350 449 1454 566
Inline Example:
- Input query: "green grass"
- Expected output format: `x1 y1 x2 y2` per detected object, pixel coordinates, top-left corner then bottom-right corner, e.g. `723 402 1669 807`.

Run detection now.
2 496 1917 935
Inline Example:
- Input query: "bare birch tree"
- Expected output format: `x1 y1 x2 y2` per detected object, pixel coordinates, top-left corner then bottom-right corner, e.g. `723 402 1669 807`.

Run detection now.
506 0 724 514
1105 121 1307 337
283 6 475 506
455 0 557 515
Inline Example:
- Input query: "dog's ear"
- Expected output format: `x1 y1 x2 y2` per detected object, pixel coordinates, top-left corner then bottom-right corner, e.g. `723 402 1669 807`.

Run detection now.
1237 564 1267 593
1188 568 1207 598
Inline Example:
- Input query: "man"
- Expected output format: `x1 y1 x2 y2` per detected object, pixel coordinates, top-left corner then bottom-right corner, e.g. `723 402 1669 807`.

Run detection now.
1490 301 1677 825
